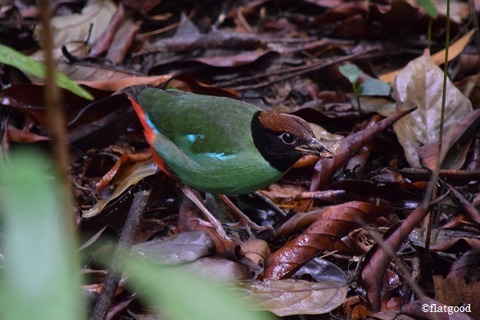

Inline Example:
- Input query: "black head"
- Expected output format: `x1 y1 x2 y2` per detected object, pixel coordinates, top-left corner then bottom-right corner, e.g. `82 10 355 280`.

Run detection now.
251 111 332 172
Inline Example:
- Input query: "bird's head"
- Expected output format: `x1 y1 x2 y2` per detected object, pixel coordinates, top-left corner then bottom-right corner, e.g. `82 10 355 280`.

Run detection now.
251 111 333 172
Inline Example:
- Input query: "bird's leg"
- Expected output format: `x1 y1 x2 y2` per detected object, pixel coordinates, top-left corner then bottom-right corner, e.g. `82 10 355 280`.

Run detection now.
181 185 229 240
218 194 274 235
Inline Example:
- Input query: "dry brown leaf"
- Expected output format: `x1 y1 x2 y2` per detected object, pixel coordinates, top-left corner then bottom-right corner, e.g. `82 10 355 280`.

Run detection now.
7 124 50 143
239 239 271 269
57 63 135 81
76 75 173 92
392 54 473 169
33 0 116 59
96 151 152 192
239 278 348 316
263 201 390 279
360 205 429 310
82 160 158 218
260 183 313 212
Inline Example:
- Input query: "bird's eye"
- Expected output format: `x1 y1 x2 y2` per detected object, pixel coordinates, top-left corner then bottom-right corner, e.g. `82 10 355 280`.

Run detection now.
280 132 296 145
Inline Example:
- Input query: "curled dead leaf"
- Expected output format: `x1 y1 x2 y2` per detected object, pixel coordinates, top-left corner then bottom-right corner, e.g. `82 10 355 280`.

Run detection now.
263 201 391 279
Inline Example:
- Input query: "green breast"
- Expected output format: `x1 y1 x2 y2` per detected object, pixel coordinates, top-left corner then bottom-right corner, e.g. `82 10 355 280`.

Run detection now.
137 88 285 195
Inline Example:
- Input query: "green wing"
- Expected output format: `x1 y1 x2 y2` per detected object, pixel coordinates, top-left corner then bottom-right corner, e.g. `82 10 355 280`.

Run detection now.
136 89 285 194
139 89 257 153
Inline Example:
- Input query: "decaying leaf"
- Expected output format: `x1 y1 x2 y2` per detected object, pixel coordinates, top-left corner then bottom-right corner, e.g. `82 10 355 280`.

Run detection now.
82 160 158 218
34 0 116 56
75 75 172 91
264 201 391 279
131 231 214 264
238 278 348 316
6 124 50 143
392 54 473 169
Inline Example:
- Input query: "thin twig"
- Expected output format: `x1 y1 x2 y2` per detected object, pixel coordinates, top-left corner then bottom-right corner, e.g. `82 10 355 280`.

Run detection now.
38 0 70 199
89 190 151 320
218 51 371 91
422 0 451 275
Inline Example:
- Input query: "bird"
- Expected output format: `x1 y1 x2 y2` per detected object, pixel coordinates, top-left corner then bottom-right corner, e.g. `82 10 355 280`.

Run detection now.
124 86 333 236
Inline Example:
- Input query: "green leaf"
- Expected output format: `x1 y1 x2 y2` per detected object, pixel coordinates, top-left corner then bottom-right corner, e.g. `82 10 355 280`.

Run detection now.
359 78 392 96
338 63 361 84
0 149 84 320
121 255 274 320
0 44 93 100
418 0 438 18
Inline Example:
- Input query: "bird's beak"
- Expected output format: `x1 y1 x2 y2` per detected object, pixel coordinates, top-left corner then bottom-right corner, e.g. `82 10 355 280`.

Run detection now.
297 138 334 158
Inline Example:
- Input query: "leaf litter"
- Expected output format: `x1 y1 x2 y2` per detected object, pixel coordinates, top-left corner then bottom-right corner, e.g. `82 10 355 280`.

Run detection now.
1 0 480 318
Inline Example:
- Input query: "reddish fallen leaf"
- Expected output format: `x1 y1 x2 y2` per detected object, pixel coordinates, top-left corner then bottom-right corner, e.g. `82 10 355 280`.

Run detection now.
96 150 152 192
177 194 237 255
263 201 391 279
360 205 429 311
76 74 172 91
273 210 326 238
167 75 239 97
88 3 135 60
149 51 280 80
7 124 49 143
82 160 158 218
105 13 140 64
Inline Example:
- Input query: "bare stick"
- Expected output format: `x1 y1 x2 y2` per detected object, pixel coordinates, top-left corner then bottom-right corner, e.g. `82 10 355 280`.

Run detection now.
89 190 151 320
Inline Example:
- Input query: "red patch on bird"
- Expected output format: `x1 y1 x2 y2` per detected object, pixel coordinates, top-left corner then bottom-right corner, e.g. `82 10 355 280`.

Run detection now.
128 96 176 179
128 96 157 145
150 146 176 179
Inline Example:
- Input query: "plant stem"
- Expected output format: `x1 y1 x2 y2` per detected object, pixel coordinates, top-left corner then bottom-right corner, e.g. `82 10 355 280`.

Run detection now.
90 190 151 320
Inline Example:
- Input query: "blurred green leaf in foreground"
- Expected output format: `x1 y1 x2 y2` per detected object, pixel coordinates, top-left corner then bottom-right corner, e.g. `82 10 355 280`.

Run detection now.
121 255 274 320
0 149 84 320
0 44 93 100
0 149 274 320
